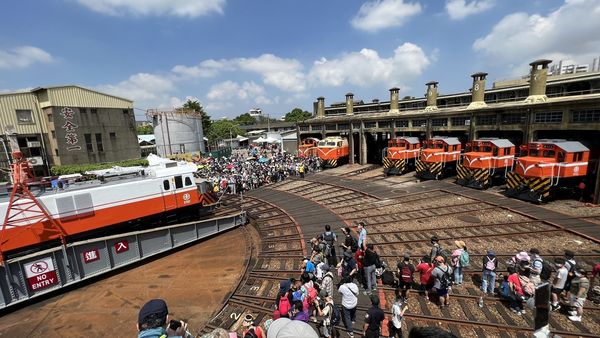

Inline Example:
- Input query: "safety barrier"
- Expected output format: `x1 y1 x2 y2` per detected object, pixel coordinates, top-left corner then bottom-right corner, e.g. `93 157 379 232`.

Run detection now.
0 212 246 309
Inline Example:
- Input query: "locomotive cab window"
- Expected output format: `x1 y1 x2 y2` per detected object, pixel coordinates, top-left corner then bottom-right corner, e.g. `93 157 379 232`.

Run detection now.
557 152 565 162
543 150 555 158
163 180 170 191
175 176 183 189
493 148 498 156
185 176 193 186
574 152 584 161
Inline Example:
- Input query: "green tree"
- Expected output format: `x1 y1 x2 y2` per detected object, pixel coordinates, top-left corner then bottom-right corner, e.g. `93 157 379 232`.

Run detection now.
182 99 212 136
207 120 244 142
136 124 153 135
284 108 312 122
233 113 257 125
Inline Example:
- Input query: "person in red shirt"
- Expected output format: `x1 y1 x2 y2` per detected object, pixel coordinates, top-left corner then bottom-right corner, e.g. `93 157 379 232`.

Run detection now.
591 263 600 287
355 247 365 289
415 256 435 302
508 269 524 315
242 314 264 338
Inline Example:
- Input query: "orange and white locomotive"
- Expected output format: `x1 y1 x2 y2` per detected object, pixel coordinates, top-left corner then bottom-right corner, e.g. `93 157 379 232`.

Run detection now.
316 136 349 168
382 137 420 176
456 138 515 189
506 139 589 202
298 137 320 157
0 156 217 256
415 136 462 180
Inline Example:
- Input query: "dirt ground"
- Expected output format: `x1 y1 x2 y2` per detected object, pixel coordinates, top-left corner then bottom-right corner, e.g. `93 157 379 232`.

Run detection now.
0 227 248 338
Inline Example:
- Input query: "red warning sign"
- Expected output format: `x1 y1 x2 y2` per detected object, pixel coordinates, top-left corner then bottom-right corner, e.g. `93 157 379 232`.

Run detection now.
24 258 59 291
83 248 100 263
114 240 129 254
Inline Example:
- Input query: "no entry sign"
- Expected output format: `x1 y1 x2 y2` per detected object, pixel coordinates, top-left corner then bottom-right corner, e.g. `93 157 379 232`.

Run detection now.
23 257 59 292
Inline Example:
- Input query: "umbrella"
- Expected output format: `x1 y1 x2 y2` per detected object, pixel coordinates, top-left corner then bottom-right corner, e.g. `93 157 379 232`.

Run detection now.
267 318 318 338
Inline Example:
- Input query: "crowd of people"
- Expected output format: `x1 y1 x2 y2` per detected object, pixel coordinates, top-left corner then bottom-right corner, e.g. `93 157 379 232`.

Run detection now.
135 221 600 337
194 144 322 195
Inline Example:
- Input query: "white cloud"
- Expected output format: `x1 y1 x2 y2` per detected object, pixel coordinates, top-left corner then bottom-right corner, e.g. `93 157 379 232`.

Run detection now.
169 95 201 108
308 43 430 88
207 80 267 101
0 46 53 69
446 0 495 20
473 0 600 67
351 0 422 32
76 0 226 17
237 54 306 92
171 59 234 79
97 73 174 104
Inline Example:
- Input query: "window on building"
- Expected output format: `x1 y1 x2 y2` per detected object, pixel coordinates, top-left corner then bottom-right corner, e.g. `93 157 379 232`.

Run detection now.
431 118 448 127
47 113 53 122
338 124 349 130
299 126 309 131
109 132 116 140
80 108 87 114
123 109 129 115
451 117 469 126
16 110 34 124
534 111 562 123
477 115 497 125
571 109 600 123
311 125 322 131
352 123 361 129
395 120 408 128
90 108 98 114
501 113 526 124
95 133 104 152
412 119 427 127
51 130 56 139
85 133 93 152
378 121 391 129
325 124 337 130
175 176 183 189
364 121 376 128
185 177 192 186
54 149 59 156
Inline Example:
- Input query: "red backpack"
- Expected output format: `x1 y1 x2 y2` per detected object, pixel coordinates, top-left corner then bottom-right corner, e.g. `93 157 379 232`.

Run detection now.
401 264 413 283
304 282 318 304
278 293 291 317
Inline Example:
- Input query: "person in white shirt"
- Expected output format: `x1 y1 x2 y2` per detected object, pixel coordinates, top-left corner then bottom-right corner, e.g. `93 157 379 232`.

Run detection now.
389 295 408 338
338 276 359 338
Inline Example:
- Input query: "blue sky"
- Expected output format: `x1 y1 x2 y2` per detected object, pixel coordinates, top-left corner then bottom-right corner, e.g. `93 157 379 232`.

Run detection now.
1 0 598 121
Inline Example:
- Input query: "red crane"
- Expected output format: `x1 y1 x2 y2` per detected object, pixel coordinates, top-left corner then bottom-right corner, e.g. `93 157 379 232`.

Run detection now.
0 151 67 263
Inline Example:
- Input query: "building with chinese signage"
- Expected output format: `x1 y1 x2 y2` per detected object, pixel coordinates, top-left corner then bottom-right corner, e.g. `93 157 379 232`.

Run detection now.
0 85 140 177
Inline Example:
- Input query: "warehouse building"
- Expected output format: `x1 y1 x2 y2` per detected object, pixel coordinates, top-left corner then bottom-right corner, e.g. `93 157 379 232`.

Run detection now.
0 85 140 177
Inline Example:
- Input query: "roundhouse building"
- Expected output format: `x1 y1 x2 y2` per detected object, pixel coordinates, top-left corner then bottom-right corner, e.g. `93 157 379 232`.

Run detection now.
0 85 140 178
299 59 600 166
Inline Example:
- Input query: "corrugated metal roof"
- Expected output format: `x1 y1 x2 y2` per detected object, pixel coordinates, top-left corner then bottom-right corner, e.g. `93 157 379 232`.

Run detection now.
476 138 514 148
535 140 589 152
38 86 133 108
399 136 420 144
432 136 461 145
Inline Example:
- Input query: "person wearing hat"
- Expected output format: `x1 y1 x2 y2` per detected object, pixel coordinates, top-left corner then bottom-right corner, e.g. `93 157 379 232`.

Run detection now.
451 241 468 286
567 268 589 322
314 254 326 281
529 248 543 286
137 299 188 338
429 235 442 263
363 294 385 338
321 264 335 299
481 250 497 295
551 257 568 311
242 314 265 338
431 256 453 308
338 250 358 280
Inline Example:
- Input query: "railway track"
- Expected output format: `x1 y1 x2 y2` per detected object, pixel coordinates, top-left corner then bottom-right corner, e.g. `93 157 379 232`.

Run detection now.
200 171 600 337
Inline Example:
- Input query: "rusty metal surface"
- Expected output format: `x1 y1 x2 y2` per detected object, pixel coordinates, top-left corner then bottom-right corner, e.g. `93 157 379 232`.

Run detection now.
0 228 247 338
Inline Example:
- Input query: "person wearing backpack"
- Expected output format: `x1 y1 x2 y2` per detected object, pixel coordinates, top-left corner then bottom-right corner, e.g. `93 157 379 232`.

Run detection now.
314 291 340 338
275 289 292 318
508 269 525 315
481 250 497 295
451 241 469 286
431 256 453 308
242 314 265 338
397 253 415 302
321 224 338 266
564 250 577 296
321 264 335 299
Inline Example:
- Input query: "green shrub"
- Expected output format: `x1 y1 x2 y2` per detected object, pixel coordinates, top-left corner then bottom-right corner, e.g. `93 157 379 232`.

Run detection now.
50 159 149 176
